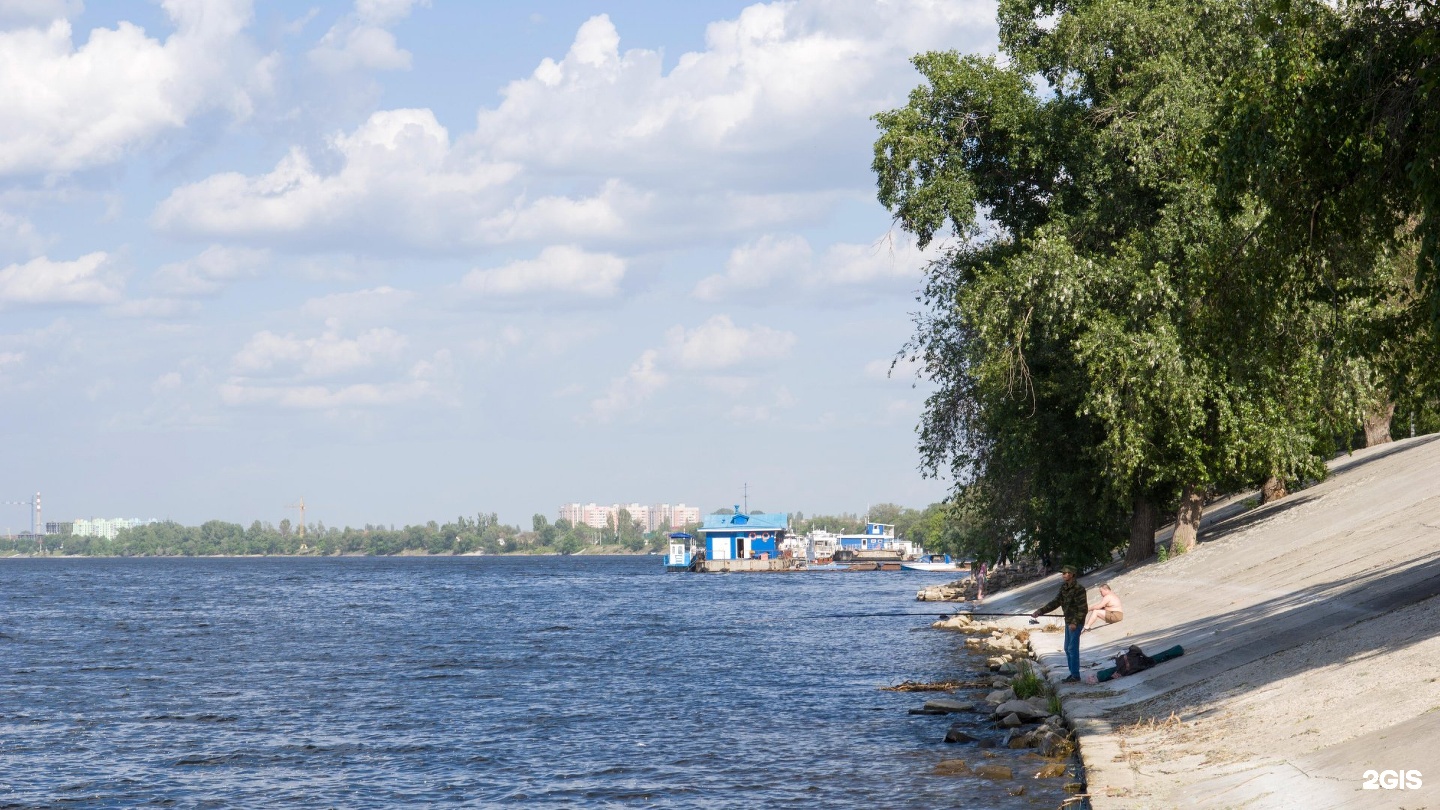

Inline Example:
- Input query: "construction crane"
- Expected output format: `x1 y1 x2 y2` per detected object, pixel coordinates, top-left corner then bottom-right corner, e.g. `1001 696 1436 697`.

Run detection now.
286 497 307 538
3 492 43 552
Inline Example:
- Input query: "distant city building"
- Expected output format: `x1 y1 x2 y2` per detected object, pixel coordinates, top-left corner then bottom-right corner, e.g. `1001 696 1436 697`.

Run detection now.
557 502 701 533
72 518 155 540
651 503 701 532
44 521 73 536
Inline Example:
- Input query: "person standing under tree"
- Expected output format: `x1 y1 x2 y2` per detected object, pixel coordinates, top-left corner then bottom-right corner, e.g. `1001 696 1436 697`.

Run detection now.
1031 565 1088 682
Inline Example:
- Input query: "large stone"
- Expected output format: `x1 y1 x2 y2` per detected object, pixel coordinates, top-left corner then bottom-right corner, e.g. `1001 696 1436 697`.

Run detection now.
974 764 1013 780
994 699 1049 722
999 712 1023 728
944 725 979 744
922 698 974 713
1035 763 1067 779
934 759 972 776
1007 732 1034 749
985 689 1012 704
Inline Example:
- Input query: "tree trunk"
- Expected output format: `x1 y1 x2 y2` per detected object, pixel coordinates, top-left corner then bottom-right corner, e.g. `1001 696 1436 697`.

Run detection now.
1363 401 1396 447
1261 475 1287 504
1171 485 1204 554
1125 493 1159 565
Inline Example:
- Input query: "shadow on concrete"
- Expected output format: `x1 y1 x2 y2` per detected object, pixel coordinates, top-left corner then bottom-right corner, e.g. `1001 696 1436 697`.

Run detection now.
1326 433 1440 478
1195 493 1321 540
1090 549 1440 719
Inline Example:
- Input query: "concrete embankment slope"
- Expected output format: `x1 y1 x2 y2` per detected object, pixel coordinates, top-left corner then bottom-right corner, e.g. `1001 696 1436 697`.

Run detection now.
980 433 1440 809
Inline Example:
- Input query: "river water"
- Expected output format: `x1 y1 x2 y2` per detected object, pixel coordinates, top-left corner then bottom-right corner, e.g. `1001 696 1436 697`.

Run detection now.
0 556 1075 808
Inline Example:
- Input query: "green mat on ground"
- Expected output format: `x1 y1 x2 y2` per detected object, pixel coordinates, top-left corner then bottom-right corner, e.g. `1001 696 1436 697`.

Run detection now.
1095 644 1184 682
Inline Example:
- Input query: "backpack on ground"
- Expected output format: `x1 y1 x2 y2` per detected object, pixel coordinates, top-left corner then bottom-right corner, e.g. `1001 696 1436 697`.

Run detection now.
1113 645 1155 677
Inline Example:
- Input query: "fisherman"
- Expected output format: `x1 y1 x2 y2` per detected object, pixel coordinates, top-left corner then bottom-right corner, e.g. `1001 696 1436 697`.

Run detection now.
1031 565 1088 683
1084 583 1124 631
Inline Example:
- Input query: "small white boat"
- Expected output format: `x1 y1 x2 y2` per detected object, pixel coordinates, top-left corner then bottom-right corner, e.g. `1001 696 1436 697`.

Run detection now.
900 555 966 573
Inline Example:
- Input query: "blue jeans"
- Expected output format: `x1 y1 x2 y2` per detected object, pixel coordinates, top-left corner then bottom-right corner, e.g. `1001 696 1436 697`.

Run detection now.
1064 624 1082 678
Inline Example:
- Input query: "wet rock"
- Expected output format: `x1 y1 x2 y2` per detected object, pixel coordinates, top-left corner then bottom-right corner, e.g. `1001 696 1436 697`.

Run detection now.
974 764 1013 780
922 698 975 713
985 689 1012 704
999 712 1023 728
1035 763 1067 779
1007 786 1027 796
944 725 979 744
976 738 998 749
1007 732 1034 749
934 759 972 776
993 699 1048 722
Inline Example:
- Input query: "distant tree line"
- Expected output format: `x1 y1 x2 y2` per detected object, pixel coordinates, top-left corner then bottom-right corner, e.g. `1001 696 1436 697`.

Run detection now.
10 511 695 557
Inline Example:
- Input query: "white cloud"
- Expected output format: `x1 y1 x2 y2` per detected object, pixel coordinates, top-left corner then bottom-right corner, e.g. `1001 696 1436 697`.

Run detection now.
471 4 994 186
299 286 417 325
0 209 49 258
590 349 667 421
223 322 451 410
153 108 531 249
309 0 430 73
106 297 201 319
590 315 797 420
665 314 795 371
221 349 452 410
694 231 929 301
154 245 269 297
231 326 408 378
150 2 993 252
0 0 269 176
0 1 81 28
459 245 625 301
0 252 122 306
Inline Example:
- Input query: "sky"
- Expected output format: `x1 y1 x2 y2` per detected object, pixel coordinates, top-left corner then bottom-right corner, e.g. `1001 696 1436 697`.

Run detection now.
0 0 998 532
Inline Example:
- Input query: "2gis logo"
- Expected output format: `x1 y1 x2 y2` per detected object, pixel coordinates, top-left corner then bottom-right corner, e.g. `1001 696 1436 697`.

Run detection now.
1361 769 1422 790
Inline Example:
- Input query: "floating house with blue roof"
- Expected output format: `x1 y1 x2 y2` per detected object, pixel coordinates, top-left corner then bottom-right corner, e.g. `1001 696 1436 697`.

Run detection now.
689 510 801 573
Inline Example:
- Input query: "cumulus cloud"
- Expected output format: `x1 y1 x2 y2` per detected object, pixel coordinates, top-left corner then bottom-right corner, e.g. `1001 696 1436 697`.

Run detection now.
459 245 625 301
153 245 269 297
590 348 668 421
0 0 270 176
694 230 929 301
299 286 417 325
150 2 993 252
472 4 994 186
0 252 123 307
231 326 409 378
309 0 430 73
153 108 532 250
590 315 796 420
223 324 450 409
665 314 795 371
0 1 82 28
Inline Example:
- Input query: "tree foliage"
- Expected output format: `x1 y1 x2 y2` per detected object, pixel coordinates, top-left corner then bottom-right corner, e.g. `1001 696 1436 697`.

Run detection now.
875 0 1438 568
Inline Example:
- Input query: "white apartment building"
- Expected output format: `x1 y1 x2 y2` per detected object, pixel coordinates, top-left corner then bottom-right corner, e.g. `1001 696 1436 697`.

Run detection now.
557 502 702 533
651 503 701 532
72 518 153 540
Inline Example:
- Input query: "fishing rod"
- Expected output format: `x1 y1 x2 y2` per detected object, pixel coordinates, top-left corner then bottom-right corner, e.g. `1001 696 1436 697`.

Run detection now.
792 610 1055 620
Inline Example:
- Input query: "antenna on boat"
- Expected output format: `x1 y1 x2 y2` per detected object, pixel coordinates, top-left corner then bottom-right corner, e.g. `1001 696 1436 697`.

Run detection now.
743 482 748 514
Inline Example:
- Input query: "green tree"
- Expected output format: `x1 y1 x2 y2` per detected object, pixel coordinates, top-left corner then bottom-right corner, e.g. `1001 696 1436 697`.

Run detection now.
874 0 1383 567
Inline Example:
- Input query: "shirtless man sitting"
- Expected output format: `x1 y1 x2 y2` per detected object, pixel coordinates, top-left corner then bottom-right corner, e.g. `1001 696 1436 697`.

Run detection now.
1084 583 1124 631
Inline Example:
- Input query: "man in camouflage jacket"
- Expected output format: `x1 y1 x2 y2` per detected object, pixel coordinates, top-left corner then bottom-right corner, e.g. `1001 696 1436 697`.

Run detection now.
1032 565 1088 682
